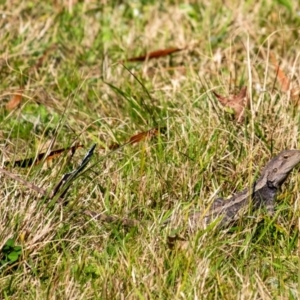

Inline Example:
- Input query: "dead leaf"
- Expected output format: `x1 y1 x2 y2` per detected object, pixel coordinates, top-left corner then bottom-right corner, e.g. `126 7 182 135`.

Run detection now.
6 90 23 111
127 127 166 145
100 127 166 150
213 86 248 123
270 54 300 104
270 54 290 92
125 47 184 62
5 144 83 168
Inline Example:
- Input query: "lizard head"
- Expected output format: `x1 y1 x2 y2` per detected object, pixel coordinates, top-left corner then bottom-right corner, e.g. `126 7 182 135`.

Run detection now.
264 150 300 188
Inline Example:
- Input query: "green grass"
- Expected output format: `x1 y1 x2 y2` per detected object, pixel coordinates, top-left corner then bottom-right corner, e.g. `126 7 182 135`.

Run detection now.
1 0 300 299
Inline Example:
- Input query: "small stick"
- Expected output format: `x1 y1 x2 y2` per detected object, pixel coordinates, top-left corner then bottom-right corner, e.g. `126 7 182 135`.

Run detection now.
0 167 46 196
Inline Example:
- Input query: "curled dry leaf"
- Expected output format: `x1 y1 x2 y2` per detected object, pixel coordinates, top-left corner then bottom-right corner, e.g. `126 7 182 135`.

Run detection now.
213 86 249 123
125 47 185 62
6 91 23 111
127 127 166 145
104 127 166 150
270 54 300 104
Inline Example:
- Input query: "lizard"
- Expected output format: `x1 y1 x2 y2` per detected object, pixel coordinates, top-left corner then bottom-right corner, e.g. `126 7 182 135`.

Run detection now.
80 149 300 233
188 149 300 230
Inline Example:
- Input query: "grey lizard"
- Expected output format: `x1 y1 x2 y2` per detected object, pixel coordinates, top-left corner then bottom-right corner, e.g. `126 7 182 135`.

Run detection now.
189 150 300 230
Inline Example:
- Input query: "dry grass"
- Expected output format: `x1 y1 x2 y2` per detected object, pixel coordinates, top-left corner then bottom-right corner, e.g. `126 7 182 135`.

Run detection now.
1 1 300 299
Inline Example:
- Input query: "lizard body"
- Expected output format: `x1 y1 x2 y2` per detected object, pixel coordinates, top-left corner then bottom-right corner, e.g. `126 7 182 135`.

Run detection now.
189 150 300 229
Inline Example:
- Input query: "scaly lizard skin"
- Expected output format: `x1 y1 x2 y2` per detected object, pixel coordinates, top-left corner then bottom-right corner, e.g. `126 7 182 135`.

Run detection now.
189 150 300 230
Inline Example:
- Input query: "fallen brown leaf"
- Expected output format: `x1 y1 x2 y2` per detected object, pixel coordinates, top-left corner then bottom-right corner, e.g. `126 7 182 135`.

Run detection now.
6 90 23 111
127 127 165 144
270 54 300 104
125 47 184 62
270 54 290 92
213 86 248 123
100 127 166 151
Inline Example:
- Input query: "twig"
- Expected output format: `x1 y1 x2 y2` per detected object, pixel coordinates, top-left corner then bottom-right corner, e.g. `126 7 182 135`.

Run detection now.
0 167 47 196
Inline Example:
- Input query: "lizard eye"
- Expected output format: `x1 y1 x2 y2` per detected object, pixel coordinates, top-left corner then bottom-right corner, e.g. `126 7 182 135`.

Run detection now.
273 168 278 173
283 155 289 159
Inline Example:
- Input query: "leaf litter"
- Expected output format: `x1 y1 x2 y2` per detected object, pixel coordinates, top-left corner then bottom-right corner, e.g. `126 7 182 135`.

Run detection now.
213 86 249 123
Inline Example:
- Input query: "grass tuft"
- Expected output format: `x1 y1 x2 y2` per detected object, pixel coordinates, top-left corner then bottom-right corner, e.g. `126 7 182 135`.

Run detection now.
1 1 300 298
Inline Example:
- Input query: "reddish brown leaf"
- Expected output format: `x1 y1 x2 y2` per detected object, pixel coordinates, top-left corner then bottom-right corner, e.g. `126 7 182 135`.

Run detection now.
270 54 291 92
270 54 300 104
128 131 152 144
98 128 166 151
6 91 23 111
5 144 83 168
213 87 248 123
127 127 166 145
126 47 184 62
